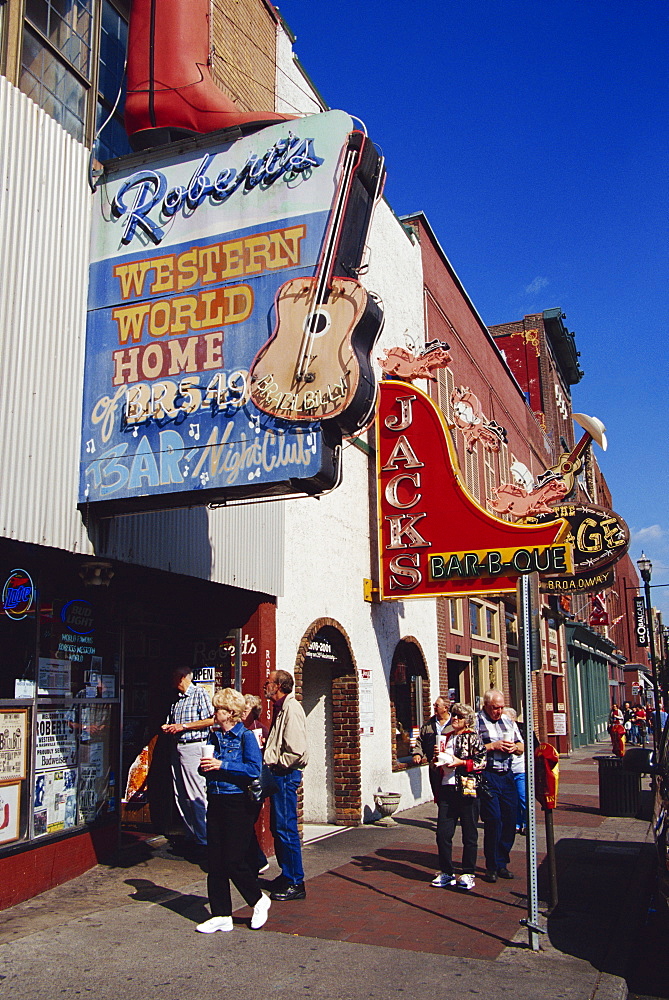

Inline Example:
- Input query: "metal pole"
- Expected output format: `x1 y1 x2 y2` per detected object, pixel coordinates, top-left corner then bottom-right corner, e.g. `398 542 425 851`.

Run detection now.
234 627 243 691
519 573 541 951
642 578 662 748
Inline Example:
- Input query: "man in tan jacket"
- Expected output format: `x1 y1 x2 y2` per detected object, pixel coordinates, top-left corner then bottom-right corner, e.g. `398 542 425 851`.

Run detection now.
263 670 308 901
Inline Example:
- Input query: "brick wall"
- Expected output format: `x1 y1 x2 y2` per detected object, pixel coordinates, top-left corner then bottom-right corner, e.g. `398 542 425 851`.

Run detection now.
211 0 278 113
294 618 362 825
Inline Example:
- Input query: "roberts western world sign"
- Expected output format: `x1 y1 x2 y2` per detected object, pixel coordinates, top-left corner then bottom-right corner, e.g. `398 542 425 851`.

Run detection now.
376 382 572 599
79 111 381 514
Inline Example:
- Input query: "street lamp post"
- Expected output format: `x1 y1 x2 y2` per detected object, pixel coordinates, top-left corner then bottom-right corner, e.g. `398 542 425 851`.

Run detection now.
637 553 662 745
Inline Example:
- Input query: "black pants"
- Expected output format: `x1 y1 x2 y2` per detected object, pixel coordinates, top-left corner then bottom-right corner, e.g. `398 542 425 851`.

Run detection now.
436 784 479 875
206 793 262 917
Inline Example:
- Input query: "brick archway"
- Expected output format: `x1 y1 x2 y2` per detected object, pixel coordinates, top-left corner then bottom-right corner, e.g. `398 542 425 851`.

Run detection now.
294 618 361 826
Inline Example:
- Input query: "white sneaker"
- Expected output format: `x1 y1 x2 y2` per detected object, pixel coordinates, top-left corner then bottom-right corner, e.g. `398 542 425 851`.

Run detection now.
456 874 476 891
195 916 233 933
431 872 457 887
251 892 271 930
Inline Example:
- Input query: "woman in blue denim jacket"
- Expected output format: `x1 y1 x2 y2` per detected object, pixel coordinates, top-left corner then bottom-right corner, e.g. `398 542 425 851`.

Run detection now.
195 688 271 934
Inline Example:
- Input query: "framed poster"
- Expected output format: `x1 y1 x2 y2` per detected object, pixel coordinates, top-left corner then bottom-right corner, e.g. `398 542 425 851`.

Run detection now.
0 782 21 846
0 708 28 781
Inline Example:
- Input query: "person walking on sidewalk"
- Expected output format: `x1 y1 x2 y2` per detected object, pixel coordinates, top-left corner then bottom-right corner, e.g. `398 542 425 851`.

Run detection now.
263 670 309 901
477 690 524 882
162 667 214 852
196 688 271 934
431 703 486 891
412 696 453 800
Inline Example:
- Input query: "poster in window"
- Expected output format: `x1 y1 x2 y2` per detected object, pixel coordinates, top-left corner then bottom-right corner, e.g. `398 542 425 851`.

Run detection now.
37 658 72 696
36 710 78 771
78 764 101 824
0 782 21 846
0 709 28 781
358 669 374 736
33 768 78 837
553 712 567 736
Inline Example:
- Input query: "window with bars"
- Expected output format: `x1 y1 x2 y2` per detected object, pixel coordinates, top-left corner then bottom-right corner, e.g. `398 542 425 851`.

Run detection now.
499 442 510 485
464 443 480 502
483 447 496 511
436 364 455 424
16 0 130 156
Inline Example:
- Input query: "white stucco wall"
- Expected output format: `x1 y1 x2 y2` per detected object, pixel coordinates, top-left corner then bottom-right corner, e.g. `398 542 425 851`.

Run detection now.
277 201 440 821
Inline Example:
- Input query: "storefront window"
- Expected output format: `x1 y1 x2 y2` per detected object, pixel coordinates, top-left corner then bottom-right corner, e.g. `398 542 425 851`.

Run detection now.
390 641 429 763
0 559 119 850
469 601 482 637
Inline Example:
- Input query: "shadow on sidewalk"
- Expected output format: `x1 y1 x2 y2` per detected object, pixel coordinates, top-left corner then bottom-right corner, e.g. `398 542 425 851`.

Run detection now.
542 839 655 979
124 878 209 924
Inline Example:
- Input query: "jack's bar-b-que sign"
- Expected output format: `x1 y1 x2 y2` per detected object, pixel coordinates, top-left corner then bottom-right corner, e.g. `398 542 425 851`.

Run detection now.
79 111 384 514
377 382 572 599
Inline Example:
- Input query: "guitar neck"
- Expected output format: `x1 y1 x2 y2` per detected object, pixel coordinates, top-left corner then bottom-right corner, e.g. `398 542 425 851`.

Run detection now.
296 137 363 381
559 430 592 474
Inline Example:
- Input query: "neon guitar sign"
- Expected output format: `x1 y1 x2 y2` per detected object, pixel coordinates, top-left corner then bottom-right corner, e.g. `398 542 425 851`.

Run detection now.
249 131 385 434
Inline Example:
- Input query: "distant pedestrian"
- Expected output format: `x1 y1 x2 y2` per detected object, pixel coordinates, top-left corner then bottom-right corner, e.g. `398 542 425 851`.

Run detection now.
634 704 647 747
431 703 486 891
477 690 524 882
242 693 270 875
161 667 214 850
196 688 271 934
608 703 623 733
503 707 526 835
622 701 634 742
412 696 453 799
263 670 309 901
242 694 269 748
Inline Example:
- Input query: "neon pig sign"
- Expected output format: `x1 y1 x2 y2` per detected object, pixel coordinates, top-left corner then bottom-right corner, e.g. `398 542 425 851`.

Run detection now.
376 382 572 599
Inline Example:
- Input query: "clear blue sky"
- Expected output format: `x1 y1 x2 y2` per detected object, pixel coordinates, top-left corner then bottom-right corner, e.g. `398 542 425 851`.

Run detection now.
276 0 669 620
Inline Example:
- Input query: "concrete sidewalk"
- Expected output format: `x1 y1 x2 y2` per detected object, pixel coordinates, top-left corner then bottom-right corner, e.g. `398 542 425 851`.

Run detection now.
0 744 658 1000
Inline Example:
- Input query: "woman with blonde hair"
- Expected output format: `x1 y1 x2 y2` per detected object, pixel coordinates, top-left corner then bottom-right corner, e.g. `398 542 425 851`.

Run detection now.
196 688 271 933
431 702 486 891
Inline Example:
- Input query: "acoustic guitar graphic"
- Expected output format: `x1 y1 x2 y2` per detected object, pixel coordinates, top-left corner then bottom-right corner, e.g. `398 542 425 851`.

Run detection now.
250 131 385 435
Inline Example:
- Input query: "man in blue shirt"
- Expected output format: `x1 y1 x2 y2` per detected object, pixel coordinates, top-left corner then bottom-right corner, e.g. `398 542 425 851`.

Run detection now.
477 689 524 882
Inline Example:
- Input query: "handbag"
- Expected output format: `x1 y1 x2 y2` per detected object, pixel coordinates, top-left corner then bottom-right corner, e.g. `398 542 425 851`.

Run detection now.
247 764 279 803
243 727 279 803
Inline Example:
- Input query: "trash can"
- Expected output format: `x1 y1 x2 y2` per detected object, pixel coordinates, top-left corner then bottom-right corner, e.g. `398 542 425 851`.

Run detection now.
594 755 641 817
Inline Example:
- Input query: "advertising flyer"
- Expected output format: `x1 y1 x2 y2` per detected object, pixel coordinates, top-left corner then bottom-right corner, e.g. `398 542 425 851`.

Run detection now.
0 782 21 845
78 764 101 824
36 710 78 771
37 658 72 697
33 768 78 837
0 709 28 781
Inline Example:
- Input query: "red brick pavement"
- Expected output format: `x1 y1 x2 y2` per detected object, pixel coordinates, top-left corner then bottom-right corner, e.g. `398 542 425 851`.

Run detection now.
238 842 533 958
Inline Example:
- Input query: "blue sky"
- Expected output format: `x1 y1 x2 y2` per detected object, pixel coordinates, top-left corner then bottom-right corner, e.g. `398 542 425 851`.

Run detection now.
276 0 669 619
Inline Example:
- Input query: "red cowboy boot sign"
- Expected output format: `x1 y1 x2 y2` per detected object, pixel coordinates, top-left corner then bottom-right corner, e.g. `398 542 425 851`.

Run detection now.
376 381 572 599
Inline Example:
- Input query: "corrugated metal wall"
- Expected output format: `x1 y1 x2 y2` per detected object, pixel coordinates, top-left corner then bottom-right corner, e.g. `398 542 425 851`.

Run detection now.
0 77 284 596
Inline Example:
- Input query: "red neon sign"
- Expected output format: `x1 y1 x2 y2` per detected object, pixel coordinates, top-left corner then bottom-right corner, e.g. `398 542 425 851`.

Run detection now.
376 382 571 599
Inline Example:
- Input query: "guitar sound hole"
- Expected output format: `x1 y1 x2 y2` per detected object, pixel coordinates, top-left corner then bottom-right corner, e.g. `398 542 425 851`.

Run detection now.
304 309 331 339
